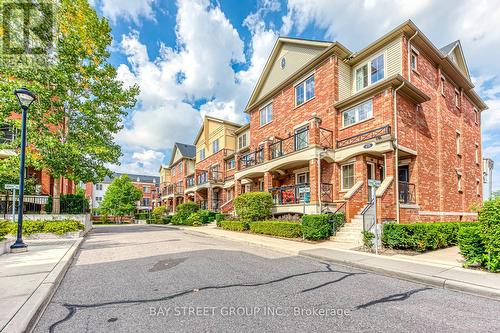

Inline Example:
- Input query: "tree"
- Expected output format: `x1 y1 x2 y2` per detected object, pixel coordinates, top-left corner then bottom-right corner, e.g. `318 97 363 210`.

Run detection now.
0 0 139 213
100 175 141 223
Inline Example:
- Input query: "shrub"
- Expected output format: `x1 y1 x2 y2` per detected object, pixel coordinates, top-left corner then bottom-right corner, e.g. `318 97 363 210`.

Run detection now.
161 216 172 224
458 226 485 267
152 206 167 218
198 210 216 224
172 202 199 225
234 192 273 221
215 213 226 227
330 213 345 233
23 220 46 236
135 212 149 220
220 220 248 232
301 215 333 240
382 222 476 252
187 213 203 226
362 231 375 249
249 221 301 238
43 220 84 235
478 198 500 272
0 220 10 240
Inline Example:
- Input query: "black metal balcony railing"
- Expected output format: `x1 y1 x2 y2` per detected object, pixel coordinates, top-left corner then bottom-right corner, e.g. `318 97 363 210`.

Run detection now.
399 181 416 204
239 147 264 170
197 171 208 185
269 127 309 160
319 127 334 148
269 183 311 205
163 184 184 196
336 125 391 149
209 170 224 183
186 176 195 188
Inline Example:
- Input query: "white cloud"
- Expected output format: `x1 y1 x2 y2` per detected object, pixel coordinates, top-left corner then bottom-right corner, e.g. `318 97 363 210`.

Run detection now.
111 149 165 176
93 0 156 24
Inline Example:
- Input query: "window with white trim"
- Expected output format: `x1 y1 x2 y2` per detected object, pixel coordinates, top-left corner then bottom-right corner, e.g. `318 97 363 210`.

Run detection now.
342 100 373 127
179 163 183 173
456 132 461 155
475 144 479 164
455 89 460 108
341 163 355 191
199 148 205 161
295 75 314 106
355 54 385 92
474 108 479 124
227 158 235 170
259 103 272 126
212 139 219 154
410 51 418 71
143 186 150 193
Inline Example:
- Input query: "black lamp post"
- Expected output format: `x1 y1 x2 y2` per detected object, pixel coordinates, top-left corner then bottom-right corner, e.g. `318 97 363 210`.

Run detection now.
10 87 36 253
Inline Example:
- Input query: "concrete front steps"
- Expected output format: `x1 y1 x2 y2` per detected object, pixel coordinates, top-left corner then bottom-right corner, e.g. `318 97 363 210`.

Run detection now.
329 214 364 248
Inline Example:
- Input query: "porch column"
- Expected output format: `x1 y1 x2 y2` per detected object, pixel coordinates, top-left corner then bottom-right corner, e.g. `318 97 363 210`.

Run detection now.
263 171 273 192
172 197 177 213
235 179 242 196
377 151 397 223
309 116 321 146
309 159 319 205
263 140 271 161
207 187 213 211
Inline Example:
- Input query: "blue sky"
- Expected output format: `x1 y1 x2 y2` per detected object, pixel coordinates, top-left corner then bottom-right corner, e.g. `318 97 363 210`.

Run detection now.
90 0 500 192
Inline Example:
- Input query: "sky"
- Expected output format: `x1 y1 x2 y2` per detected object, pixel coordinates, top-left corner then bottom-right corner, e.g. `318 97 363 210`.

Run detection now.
89 0 500 191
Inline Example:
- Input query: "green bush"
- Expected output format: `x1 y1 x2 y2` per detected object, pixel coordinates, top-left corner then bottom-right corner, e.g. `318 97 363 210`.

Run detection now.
161 216 172 224
458 225 485 267
478 198 500 272
301 215 333 240
0 220 10 240
187 213 203 226
43 220 84 235
171 202 199 225
198 210 216 224
362 231 375 249
215 213 226 227
135 212 149 220
234 192 273 221
249 221 301 238
22 220 46 236
382 222 476 252
330 213 345 233
152 206 167 218
220 220 248 232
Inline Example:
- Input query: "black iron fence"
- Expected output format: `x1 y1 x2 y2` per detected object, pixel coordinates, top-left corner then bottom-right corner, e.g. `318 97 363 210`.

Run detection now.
399 181 416 204
269 183 311 205
336 125 391 149
239 147 264 169
269 127 309 160
0 194 89 215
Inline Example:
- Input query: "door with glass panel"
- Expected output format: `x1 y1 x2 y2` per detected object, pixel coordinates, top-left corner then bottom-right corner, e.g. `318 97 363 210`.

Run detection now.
367 162 375 203
294 126 308 151
296 172 310 203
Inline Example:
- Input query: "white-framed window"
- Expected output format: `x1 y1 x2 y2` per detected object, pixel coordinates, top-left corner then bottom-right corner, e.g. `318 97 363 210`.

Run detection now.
227 158 235 170
341 163 355 191
456 131 461 155
259 179 265 192
474 108 479 124
342 100 373 127
96 196 102 202
410 50 418 71
457 174 462 192
455 89 460 108
295 75 315 106
238 133 248 149
475 144 479 164
355 53 385 92
143 186 150 193
199 148 205 161
441 76 446 95
212 139 219 154
95 184 103 191
259 103 272 126
172 167 176 176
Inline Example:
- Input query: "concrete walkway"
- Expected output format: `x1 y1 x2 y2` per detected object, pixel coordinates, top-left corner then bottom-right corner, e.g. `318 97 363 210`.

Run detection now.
0 239 82 333
161 223 500 300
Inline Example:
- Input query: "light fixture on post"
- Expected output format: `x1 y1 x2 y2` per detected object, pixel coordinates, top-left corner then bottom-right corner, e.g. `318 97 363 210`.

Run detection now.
10 87 36 253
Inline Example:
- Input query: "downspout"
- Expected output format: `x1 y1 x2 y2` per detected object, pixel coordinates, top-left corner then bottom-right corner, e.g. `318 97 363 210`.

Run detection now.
317 151 322 214
393 82 405 223
407 31 418 81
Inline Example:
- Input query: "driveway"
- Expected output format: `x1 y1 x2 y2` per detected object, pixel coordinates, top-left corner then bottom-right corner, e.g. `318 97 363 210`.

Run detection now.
35 224 500 332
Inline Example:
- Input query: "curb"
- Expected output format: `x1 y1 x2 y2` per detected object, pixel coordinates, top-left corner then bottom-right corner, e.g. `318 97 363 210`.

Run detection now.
2 238 84 333
158 224 500 301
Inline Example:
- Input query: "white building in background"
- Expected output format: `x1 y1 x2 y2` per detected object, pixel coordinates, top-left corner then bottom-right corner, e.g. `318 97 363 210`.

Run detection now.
483 158 494 200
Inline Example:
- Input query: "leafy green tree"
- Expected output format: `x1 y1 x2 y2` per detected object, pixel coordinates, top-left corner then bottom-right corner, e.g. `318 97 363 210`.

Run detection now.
0 0 138 213
100 175 142 222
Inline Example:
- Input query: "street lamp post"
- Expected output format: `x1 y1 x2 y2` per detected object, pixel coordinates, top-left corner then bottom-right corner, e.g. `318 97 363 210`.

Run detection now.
10 87 36 253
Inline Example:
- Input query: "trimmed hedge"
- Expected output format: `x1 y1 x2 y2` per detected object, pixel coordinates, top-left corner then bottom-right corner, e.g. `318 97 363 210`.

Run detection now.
382 222 476 252
478 198 500 272
220 220 248 232
301 215 332 240
234 192 273 221
6 220 84 236
0 220 10 240
249 221 302 238
458 225 485 267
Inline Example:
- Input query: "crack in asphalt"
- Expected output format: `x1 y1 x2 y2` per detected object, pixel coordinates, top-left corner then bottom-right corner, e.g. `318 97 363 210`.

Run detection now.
355 287 432 309
47 262 355 332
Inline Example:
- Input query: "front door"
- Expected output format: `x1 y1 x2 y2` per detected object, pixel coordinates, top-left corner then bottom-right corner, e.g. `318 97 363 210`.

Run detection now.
398 165 410 203
212 189 219 211
367 162 375 202
296 172 310 203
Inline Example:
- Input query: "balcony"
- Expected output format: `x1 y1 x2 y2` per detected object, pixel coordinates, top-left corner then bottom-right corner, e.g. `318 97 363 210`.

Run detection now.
336 125 391 149
269 127 333 160
197 171 209 185
209 170 224 183
239 147 264 170
163 184 184 196
186 175 195 188
399 181 416 204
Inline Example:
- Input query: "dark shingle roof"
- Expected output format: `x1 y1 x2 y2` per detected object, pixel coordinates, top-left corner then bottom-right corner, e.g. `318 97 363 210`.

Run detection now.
439 40 458 56
174 142 196 159
103 173 160 184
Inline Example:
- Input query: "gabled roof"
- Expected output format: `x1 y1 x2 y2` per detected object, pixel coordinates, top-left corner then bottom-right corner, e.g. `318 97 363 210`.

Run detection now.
104 173 160 184
193 115 243 145
438 40 471 80
168 142 196 166
439 40 459 56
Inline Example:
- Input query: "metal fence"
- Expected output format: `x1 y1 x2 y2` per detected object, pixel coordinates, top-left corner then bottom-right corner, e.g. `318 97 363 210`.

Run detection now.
0 194 89 216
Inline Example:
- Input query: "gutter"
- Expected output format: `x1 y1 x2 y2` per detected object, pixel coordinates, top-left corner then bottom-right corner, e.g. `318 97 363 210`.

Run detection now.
407 31 418 82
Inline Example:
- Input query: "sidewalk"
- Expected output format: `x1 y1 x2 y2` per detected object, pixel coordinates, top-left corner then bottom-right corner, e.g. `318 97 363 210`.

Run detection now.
164 223 500 301
0 238 83 333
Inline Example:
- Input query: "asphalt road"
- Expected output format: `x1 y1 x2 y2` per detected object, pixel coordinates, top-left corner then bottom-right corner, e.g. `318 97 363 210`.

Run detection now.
35 224 500 333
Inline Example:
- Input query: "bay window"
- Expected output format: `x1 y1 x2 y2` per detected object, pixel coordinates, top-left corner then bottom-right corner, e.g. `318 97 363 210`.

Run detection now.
342 100 373 127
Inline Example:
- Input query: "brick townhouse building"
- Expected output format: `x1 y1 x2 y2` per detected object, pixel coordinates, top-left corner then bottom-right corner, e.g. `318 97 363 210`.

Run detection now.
231 20 486 224
85 173 159 213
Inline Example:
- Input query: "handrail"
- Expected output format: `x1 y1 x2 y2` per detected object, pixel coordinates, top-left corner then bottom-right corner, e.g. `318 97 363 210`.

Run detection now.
362 199 376 232
337 125 391 149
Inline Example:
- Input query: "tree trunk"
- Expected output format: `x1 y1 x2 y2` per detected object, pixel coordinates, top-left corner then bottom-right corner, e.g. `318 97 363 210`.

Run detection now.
52 177 61 214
